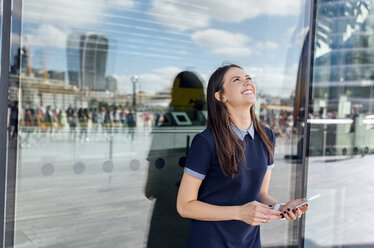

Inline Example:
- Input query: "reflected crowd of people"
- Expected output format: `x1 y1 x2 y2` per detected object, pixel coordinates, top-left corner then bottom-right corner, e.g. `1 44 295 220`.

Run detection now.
12 103 163 147
261 110 295 139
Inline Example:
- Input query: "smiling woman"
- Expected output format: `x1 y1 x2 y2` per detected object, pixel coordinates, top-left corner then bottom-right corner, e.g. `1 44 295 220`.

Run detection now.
176 64 308 247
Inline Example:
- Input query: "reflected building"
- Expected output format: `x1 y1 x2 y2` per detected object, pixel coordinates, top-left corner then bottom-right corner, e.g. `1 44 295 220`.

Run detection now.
310 0 374 156
105 76 118 94
313 1 373 112
66 33 109 91
11 46 30 77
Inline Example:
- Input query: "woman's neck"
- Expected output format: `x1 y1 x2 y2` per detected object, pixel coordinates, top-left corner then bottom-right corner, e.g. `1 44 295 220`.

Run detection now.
228 106 252 130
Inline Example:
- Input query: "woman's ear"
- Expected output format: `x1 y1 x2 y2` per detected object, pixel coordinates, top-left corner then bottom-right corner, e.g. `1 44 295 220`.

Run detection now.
215 91 226 102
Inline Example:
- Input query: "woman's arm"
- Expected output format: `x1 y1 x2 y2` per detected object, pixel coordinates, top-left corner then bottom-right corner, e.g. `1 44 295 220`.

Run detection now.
258 170 279 206
177 173 239 221
177 172 282 225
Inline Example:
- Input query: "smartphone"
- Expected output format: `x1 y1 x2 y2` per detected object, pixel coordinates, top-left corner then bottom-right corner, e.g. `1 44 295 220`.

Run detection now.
290 194 320 210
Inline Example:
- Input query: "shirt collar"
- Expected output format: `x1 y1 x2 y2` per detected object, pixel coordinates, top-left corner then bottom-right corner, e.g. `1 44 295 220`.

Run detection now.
230 121 255 140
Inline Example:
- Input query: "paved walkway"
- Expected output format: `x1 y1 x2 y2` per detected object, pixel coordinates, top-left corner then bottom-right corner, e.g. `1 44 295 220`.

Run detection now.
9 129 374 247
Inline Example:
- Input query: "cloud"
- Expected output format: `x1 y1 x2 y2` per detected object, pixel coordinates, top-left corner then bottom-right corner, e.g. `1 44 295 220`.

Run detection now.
148 0 302 31
243 65 298 97
25 24 67 48
107 0 135 8
22 0 136 49
191 29 278 57
147 0 211 31
116 66 183 95
254 41 279 51
288 26 309 48
191 29 251 56
23 0 136 28
24 0 103 29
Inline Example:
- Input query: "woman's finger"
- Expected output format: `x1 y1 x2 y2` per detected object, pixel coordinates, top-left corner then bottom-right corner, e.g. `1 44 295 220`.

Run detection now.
282 209 292 220
266 213 282 221
252 217 265 226
264 208 283 217
299 204 309 213
254 201 276 209
285 198 307 209
252 203 282 217
285 207 297 220
293 208 303 218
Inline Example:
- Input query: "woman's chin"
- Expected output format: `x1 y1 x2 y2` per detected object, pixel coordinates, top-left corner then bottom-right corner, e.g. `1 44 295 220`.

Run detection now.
244 97 256 106
240 101 256 108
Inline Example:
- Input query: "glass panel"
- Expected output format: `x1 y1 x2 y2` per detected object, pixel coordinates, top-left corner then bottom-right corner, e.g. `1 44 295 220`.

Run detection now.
0 0 2 61
13 0 309 247
305 0 374 247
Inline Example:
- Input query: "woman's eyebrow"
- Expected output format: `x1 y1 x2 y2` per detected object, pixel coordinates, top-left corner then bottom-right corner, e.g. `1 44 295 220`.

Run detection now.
230 75 240 80
231 75 240 80
230 75 251 81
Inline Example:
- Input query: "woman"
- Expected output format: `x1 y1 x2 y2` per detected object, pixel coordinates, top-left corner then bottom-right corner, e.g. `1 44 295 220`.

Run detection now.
176 64 309 247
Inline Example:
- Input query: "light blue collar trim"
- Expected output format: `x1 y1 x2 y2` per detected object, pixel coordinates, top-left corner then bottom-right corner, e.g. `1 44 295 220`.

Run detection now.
230 122 255 140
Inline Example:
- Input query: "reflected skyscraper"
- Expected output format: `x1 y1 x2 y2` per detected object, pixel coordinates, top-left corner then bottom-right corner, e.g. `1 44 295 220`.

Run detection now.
313 1 373 111
309 1 374 157
66 33 109 91
105 76 118 93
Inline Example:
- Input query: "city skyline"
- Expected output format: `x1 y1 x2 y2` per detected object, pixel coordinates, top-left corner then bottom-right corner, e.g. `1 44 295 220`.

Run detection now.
21 0 309 97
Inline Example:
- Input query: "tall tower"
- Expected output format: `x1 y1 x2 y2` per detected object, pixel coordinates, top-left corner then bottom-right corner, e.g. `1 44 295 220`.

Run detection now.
66 33 109 91
313 1 373 112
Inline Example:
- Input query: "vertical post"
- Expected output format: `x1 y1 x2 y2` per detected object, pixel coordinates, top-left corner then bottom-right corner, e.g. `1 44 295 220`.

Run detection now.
132 80 136 112
297 0 317 247
0 0 12 246
108 135 113 188
109 135 113 161
131 75 138 127
186 135 190 157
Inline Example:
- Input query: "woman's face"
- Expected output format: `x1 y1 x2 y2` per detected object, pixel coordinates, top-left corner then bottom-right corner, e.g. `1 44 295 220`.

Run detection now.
218 67 256 108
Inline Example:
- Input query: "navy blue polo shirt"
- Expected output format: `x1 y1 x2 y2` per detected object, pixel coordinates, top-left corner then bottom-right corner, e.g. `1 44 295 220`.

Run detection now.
183 122 275 248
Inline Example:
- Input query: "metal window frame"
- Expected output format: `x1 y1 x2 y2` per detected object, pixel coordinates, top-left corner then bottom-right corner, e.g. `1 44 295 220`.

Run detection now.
0 0 13 247
297 0 317 247
1 0 23 247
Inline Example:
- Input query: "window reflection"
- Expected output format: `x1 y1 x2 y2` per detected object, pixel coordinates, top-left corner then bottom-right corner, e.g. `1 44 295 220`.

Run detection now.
305 0 374 247
11 0 310 247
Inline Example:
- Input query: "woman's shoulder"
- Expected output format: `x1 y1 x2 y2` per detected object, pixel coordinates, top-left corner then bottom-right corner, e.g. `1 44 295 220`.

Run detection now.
193 128 215 148
263 125 273 134
199 127 213 139
262 125 275 142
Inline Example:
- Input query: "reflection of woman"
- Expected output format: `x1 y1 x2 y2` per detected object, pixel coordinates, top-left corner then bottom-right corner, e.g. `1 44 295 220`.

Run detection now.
177 64 309 247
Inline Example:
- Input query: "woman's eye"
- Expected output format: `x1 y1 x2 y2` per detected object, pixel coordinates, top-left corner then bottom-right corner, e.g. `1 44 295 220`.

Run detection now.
233 78 239 82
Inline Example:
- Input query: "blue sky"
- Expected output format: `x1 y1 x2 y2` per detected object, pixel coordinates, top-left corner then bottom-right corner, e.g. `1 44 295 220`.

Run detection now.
21 0 310 97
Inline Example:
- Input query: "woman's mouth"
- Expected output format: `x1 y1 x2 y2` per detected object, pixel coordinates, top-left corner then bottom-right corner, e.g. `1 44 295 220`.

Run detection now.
241 89 254 95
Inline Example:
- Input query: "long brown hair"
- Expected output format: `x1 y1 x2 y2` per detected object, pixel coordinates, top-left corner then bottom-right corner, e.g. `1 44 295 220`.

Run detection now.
207 64 274 178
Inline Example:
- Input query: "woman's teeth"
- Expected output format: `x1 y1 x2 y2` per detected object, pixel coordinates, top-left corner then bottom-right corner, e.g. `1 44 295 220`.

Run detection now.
242 89 253 95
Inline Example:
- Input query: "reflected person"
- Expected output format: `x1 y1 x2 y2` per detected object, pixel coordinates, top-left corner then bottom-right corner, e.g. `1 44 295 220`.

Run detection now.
145 70 207 247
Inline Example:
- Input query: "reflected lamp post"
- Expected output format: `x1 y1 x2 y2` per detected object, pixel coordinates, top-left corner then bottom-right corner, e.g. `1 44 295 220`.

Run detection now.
131 75 139 124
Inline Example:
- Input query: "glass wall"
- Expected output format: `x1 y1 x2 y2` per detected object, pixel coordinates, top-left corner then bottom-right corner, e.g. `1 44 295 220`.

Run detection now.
305 0 374 247
6 0 311 247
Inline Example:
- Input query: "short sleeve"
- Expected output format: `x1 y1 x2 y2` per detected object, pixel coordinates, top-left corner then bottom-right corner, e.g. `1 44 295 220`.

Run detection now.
184 133 212 180
267 129 276 170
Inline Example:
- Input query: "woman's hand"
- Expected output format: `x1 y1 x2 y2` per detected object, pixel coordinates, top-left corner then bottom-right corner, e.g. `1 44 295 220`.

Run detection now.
279 198 309 221
238 201 282 226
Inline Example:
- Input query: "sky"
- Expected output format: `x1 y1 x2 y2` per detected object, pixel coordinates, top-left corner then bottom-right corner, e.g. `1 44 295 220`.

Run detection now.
21 0 310 97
